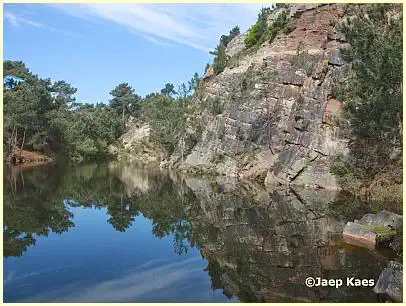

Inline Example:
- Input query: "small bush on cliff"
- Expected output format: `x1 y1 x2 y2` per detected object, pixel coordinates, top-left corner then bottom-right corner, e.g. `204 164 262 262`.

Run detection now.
245 8 289 48
210 26 240 74
210 153 225 164
282 21 296 35
291 41 314 75
264 10 289 42
330 158 350 177
210 43 227 74
207 97 224 115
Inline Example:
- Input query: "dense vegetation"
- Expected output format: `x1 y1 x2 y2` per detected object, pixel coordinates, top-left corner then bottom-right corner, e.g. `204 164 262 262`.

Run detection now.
3 60 200 162
330 4 402 204
4 61 126 162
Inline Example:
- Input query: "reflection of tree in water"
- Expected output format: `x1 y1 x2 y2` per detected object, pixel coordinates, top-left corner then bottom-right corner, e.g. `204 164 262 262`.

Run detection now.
3 163 195 257
172 220 192 256
132 178 195 255
107 196 137 232
4 163 75 257
4 230 35 258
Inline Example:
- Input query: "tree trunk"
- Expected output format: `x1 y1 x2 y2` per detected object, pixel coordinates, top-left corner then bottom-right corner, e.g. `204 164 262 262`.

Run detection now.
9 126 15 156
20 127 26 153
122 105 125 127
14 128 18 155
181 137 184 164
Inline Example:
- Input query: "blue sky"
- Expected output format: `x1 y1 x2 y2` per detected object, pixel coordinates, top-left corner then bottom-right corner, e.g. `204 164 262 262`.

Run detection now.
4 3 264 104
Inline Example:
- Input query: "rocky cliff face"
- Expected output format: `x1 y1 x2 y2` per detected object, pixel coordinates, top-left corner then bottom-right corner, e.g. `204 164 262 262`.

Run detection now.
109 121 164 166
167 4 355 190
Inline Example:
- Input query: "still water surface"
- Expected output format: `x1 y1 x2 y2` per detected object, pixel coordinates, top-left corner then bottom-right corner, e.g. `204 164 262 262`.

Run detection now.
3 162 395 302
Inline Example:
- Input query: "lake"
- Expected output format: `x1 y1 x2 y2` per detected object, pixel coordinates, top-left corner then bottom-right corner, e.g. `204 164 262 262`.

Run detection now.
3 162 396 302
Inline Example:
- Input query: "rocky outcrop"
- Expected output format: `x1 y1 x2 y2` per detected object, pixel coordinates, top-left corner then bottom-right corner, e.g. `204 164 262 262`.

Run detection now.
373 261 403 302
342 211 402 249
108 122 164 166
288 4 325 18
342 222 377 249
169 4 353 190
225 33 247 58
360 211 403 230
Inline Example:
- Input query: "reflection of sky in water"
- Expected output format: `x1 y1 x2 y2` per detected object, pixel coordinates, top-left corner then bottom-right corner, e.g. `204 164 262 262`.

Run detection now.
4 207 237 302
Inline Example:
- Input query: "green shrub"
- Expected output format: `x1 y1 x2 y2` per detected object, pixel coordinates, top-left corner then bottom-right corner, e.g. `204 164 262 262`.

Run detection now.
236 151 257 168
210 43 228 74
207 97 224 115
144 95 187 156
291 42 315 76
210 26 241 74
245 8 289 49
329 158 350 177
282 21 296 35
210 153 225 164
244 8 270 48
335 4 402 185
245 23 262 48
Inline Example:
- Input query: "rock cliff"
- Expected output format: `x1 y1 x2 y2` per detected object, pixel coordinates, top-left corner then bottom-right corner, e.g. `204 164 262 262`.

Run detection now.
109 121 164 166
167 4 355 190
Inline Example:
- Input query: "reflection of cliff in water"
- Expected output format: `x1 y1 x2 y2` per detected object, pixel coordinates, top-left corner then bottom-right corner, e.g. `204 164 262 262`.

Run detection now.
177 177 393 302
3 163 394 302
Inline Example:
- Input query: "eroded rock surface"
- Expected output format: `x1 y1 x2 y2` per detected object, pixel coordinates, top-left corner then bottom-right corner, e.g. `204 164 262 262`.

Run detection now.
225 33 247 58
170 4 353 190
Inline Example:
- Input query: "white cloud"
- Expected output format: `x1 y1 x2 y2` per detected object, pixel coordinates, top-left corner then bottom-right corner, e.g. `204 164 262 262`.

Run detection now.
18 257 206 302
4 11 81 38
4 12 19 27
50 4 267 52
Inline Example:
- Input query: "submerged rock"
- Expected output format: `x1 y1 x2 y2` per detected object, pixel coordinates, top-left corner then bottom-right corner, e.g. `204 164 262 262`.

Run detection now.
373 261 403 302
342 211 402 249
342 222 377 249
